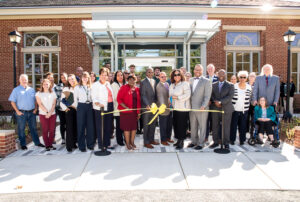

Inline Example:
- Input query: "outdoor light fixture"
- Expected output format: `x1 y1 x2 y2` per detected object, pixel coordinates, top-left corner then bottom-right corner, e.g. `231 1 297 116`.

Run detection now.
211 0 218 8
283 29 296 120
8 30 22 88
261 3 273 12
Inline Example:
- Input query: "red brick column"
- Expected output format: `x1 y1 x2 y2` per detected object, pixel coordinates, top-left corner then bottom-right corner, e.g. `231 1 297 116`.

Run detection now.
294 127 300 149
0 130 16 157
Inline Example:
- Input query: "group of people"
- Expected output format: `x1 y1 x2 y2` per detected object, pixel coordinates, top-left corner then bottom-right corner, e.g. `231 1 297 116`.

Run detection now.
9 62 283 152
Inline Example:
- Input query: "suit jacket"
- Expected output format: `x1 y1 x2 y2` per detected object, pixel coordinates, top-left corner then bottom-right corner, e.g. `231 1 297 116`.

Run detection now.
210 80 234 113
140 77 156 108
252 75 280 105
206 75 218 83
156 82 170 116
189 76 212 110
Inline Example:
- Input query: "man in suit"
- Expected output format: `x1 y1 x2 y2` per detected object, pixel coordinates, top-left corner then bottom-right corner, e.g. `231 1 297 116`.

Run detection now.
188 64 212 150
140 67 158 149
253 64 280 107
206 64 219 141
156 72 173 146
209 69 234 149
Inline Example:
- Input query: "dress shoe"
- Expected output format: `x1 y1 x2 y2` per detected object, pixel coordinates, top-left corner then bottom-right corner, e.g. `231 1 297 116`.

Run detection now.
175 140 184 150
225 144 230 149
80 149 87 152
50 146 56 150
118 142 125 146
174 140 180 147
150 141 159 145
194 145 203 150
144 144 154 149
230 141 235 145
161 141 169 146
21 146 28 150
166 138 174 143
209 143 219 149
46 147 50 151
107 146 115 150
256 138 264 145
61 139 66 145
37 143 45 147
240 141 244 146
88 147 94 151
187 143 196 148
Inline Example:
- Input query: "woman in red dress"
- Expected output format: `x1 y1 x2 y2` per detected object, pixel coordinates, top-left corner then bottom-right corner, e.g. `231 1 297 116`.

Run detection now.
117 74 141 150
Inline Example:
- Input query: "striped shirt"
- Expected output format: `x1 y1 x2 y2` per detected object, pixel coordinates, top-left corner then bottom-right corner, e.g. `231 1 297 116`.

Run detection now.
232 83 252 112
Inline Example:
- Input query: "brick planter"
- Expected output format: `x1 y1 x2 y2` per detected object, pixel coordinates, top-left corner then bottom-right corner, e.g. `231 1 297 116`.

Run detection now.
294 127 300 149
0 130 16 157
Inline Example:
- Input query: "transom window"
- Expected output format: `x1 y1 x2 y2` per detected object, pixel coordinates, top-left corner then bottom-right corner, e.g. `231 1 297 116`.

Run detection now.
25 33 58 47
292 33 300 47
226 32 259 46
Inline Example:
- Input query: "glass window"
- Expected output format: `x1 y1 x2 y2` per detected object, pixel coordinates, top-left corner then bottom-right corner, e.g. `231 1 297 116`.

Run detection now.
99 45 111 69
24 33 59 89
25 33 58 47
292 53 299 92
226 52 260 80
226 32 259 46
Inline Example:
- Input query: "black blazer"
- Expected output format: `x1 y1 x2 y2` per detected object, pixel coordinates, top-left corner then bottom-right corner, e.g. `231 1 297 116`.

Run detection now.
140 78 156 108
210 80 234 113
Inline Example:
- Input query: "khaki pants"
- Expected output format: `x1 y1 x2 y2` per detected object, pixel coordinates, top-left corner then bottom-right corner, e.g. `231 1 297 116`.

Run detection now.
283 97 294 114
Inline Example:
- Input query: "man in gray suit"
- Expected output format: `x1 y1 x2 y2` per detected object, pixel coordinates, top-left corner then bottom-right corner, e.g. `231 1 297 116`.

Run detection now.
140 67 158 149
253 64 280 107
156 72 173 146
209 69 234 149
188 64 212 150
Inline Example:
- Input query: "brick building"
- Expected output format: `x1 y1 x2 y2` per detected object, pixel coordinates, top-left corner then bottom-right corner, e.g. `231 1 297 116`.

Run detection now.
0 0 300 110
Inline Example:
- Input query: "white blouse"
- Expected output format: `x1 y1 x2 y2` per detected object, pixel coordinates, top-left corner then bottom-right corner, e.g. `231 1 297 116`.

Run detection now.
91 81 114 111
73 85 92 108
36 91 57 115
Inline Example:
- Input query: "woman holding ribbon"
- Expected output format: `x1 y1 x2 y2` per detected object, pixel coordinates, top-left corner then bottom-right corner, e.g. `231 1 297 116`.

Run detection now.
117 74 141 150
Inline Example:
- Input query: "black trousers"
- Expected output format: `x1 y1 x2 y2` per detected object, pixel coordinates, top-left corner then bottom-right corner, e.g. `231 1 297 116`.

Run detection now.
257 120 274 135
142 112 156 144
173 111 188 140
212 110 232 145
56 109 66 140
94 102 114 148
114 116 124 145
159 113 172 142
65 107 77 150
246 105 255 136
230 111 248 143
77 103 95 150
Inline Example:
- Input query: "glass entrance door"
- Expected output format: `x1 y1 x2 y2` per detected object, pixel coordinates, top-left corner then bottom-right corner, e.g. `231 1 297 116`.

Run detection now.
125 57 175 79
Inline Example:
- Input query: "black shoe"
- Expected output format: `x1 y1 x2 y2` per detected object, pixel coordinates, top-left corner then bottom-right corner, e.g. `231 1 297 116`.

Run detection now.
225 144 230 149
240 141 244 146
174 140 180 147
37 143 45 148
230 141 235 145
175 140 184 150
88 147 94 151
73 145 78 149
107 146 115 150
209 143 219 149
21 146 28 150
187 143 196 148
67 148 72 152
46 147 50 151
256 138 264 145
50 146 56 150
80 149 87 152
194 145 203 150
61 139 66 145
118 143 125 146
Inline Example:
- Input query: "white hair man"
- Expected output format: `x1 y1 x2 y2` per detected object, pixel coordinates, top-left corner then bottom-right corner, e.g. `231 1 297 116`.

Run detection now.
252 64 280 107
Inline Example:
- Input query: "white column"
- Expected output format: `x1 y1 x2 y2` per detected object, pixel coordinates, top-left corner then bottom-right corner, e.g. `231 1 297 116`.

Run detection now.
201 43 207 76
114 41 118 71
111 42 114 71
183 42 186 69
92 45 99 75
187 43 191 72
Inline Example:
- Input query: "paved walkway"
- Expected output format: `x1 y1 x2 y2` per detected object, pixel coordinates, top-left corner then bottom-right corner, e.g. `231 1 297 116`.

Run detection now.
0 126 299 195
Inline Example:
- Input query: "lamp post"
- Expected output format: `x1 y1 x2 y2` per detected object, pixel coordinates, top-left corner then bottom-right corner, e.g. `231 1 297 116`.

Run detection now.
8 31 22 88
283 29 296 121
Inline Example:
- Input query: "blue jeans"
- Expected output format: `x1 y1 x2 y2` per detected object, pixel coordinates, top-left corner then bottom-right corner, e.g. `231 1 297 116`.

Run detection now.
16 111 41 147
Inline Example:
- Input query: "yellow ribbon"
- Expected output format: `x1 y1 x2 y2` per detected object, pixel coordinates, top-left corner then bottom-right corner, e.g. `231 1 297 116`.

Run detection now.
147 104 167 125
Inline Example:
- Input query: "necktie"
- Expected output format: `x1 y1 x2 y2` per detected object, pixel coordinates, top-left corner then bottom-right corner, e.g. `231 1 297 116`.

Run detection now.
266 77 269 86
164 83 169 90
219 82 223 93
194 77 200 80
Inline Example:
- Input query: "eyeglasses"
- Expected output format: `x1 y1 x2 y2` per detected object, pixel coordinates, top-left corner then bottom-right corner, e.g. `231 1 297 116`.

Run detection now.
174 74 181 77
124 72 130 75
239 77 247 79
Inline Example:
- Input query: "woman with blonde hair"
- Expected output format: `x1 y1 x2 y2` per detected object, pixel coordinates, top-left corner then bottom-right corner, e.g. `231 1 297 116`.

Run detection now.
36 79 57 151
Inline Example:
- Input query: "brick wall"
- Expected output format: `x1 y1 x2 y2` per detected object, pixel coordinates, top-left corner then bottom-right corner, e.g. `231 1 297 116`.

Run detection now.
0 130 16 157
207 17 300 110
0 18 92 110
